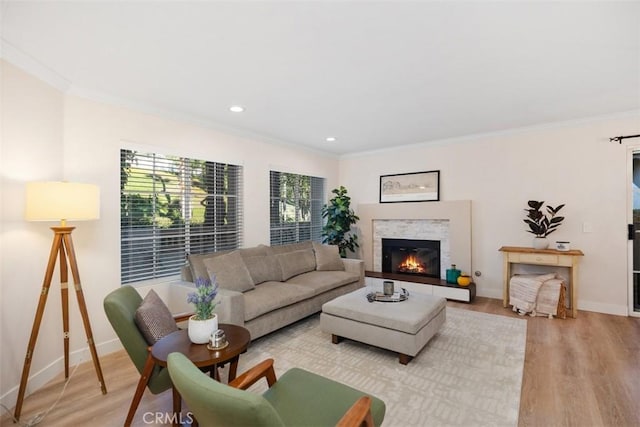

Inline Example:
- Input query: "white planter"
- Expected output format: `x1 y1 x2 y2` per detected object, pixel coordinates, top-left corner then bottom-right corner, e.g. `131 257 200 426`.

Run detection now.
532 237 549 250
187 314 218 344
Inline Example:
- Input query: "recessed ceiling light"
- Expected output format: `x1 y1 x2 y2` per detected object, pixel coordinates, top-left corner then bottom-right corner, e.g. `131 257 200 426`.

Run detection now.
326 137 337 142
229 105 245 113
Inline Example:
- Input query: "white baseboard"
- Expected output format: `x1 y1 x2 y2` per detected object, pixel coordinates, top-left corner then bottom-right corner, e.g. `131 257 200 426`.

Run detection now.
578 300 628 317
0 338 123 413
476 287 502 300
475 287 629 317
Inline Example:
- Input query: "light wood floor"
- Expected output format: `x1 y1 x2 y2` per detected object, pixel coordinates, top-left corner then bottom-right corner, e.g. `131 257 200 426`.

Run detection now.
2 297 639 427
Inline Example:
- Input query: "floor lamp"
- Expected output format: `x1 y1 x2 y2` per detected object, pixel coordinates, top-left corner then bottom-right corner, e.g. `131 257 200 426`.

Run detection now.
14 182 107 420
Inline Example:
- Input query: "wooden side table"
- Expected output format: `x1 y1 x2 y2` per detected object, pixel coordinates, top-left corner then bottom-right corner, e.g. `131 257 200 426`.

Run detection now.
499 246 584 318
126 324 250 427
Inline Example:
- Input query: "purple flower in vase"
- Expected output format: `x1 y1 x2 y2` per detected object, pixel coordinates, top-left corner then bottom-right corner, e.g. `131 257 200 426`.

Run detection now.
187 275 219 320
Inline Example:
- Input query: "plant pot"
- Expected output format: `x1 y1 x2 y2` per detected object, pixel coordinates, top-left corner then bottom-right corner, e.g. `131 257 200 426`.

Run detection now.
188 314 218 344
532 237 549 250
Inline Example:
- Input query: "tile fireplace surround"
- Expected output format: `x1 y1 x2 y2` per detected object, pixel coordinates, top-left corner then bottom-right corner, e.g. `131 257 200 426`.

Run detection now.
374 220 450 279
357 201 472 277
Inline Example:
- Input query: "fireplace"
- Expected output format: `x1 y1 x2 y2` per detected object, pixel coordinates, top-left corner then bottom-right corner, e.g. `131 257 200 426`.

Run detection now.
381 238 441 278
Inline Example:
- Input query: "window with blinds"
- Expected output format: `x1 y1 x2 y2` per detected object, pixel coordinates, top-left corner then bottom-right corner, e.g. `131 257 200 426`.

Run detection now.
269 171 324 246
120 149 243 284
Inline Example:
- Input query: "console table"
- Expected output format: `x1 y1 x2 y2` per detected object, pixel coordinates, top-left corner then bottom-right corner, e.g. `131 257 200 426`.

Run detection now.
365 271 476 303
500 246 584 318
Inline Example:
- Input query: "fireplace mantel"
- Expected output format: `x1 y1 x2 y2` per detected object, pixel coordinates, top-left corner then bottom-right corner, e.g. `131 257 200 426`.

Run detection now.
357 201 472 275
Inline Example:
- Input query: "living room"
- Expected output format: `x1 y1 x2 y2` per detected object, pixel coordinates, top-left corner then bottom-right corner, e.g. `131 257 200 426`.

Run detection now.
2 1 639 426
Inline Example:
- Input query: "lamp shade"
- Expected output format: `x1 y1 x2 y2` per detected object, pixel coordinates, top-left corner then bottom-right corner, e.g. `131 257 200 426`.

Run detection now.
25 181 100 222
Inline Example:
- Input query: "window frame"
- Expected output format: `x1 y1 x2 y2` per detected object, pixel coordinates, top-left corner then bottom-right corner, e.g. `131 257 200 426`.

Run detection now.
269 170 325 246
120 149 243 284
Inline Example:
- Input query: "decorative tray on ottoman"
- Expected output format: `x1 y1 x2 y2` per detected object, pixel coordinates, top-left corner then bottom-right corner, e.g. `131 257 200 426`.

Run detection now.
367 288 409 303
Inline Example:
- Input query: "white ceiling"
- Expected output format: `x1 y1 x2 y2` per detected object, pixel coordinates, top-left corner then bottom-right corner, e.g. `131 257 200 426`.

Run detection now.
2 1 639 155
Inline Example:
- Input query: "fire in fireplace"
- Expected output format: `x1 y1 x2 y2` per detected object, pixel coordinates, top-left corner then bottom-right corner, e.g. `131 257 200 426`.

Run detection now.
382 238 441 278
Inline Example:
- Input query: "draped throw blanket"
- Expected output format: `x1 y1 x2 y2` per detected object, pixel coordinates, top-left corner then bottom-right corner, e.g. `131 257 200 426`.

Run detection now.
509 273 566 318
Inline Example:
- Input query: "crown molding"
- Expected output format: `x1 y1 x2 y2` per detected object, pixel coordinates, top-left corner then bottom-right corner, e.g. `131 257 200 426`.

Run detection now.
65 84 339 159
340 109 640 159
1 38 72 92
0 42 338 159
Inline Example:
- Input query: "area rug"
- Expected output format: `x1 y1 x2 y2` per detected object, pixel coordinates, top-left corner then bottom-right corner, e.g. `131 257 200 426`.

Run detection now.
226 307 527 427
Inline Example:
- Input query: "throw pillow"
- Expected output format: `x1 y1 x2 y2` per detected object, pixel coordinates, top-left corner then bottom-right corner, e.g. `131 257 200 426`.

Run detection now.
270 241 314 255
134 289 179 345
243 255 283 285
187 250 231 283
277 249 317 281
312 242 345 271
203 251 255 293
238 244 273 258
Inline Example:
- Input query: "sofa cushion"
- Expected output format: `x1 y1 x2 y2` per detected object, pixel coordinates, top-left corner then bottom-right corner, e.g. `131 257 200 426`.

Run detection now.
286 270 360 295
277 249 317 281
203 251 255 293
238 244 273 258
270 241 313 255
312 242 345 271
243 282 314 321
243 255 283 285
188 250 231 283
134 290 179 345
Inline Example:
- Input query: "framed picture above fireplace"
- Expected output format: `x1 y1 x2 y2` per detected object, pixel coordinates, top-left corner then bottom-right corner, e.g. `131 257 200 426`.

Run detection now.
379 170 440 203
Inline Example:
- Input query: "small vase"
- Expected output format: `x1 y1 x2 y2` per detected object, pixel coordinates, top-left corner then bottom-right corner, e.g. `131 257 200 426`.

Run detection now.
446 264 461 284
457 275 472 287
532 237 549 250
188 314 218 344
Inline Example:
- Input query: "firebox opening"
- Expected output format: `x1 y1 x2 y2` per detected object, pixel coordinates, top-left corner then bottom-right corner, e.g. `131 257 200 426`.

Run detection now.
382 238 441 279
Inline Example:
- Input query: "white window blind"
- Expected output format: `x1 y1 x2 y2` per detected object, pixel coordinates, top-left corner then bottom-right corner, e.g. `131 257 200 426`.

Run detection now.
120 149 243 284
269 171 324 246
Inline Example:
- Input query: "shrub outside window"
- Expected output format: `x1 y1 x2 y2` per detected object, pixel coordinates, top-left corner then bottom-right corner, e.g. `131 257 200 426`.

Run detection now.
269 171 324 246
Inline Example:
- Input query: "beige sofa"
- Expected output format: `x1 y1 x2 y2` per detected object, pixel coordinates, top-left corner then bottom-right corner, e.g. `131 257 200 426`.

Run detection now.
182 241 364 340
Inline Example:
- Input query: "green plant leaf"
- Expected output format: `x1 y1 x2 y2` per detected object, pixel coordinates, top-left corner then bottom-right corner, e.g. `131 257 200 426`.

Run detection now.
322 186 359 256
523 200 565 238
528 200 544 209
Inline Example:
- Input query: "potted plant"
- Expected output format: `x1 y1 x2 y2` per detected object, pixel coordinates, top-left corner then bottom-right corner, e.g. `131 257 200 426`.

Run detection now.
186 276 219 343
523 200 565 249
322 186 360 258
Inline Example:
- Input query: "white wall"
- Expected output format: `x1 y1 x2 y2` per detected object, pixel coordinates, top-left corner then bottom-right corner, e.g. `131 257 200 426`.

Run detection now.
1 61 67 407
0 61 340 407
340 114 640 315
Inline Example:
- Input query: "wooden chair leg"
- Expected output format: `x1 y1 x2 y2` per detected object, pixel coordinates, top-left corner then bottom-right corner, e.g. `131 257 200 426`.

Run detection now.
125 352 155 427
228 356 241 382
172 386 181 427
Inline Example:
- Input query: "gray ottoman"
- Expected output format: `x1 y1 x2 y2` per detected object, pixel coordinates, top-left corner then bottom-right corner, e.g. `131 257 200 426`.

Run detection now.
320 287 446 364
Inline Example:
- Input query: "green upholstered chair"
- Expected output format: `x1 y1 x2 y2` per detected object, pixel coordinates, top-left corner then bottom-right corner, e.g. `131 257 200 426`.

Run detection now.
167 352 386 427
103 285 191 426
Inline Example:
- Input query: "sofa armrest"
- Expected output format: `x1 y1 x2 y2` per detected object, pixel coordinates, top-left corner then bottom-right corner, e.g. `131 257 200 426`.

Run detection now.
215 288 245 326
342 258 364 286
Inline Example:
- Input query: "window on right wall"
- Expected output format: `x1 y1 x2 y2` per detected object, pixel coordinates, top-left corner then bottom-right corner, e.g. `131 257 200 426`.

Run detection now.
269 171 325 246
